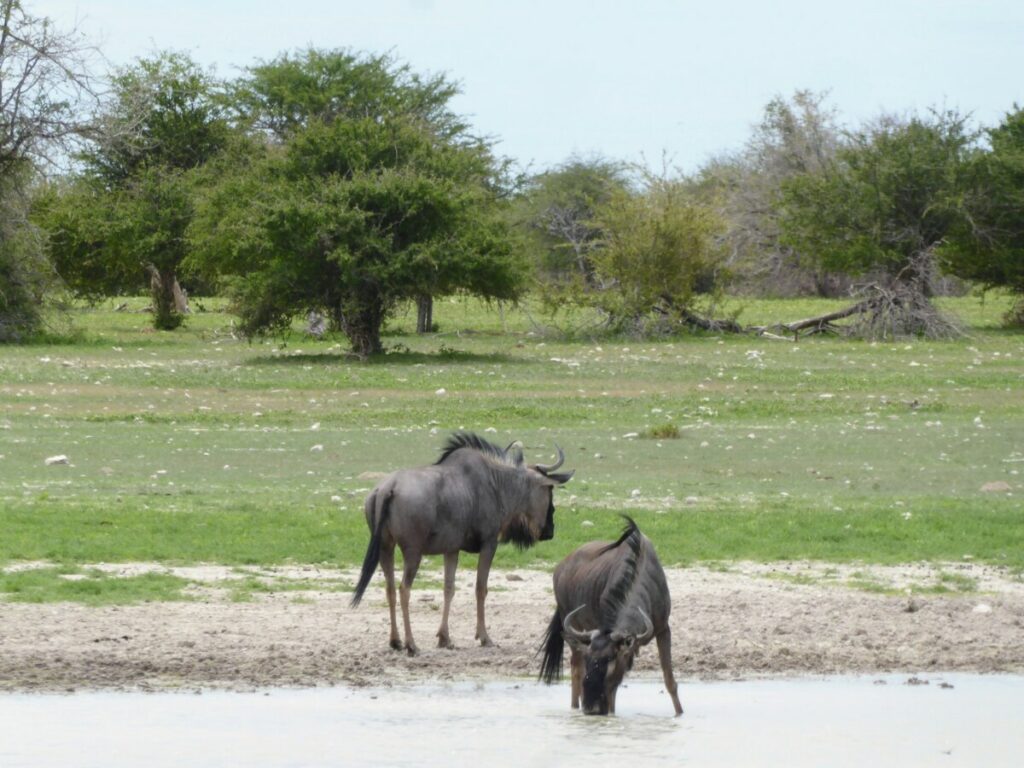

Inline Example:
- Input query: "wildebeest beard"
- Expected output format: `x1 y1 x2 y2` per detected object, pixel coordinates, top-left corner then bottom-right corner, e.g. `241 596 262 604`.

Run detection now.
501 516 538 550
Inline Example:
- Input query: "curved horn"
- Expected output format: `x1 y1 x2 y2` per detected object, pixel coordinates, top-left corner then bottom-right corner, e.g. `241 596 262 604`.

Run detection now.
562 604 592 645
534 444 565 474
636 607 655 644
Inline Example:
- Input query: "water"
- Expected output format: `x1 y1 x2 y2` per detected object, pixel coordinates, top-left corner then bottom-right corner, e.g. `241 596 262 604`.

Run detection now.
1 674 1021 767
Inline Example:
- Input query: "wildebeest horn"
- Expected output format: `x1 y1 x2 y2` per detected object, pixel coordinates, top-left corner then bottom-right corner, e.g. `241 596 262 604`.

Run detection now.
637 607 655 644
534 444 565 474
562 604 592 645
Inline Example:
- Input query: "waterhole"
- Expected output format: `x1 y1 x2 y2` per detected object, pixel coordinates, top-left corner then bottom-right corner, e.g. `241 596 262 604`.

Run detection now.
1 674 1021 767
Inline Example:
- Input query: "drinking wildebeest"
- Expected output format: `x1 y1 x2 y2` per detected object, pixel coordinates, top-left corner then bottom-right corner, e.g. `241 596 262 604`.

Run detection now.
351 432 574 655
539 516 683 716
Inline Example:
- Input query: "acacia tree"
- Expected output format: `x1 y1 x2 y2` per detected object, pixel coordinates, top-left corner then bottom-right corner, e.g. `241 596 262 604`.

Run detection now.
584 169 729 333
777 110 979 337
943 106 1024 324
40 52 229 329
0 0 94 341
191 50 526 357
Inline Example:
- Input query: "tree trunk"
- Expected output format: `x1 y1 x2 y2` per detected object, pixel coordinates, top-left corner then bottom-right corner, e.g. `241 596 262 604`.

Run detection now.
334 299 384 359
146 264 185 330
416 294 434 334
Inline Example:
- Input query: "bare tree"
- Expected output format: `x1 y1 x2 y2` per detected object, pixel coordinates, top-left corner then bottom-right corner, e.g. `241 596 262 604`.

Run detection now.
700 90 846 296
0 0 96 174
0 0 96 341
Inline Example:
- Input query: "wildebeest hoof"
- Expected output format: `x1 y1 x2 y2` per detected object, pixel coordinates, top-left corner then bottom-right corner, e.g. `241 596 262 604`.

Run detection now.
479 637 494 648
437 636 454 649
389 638 403 651
406 645 419 657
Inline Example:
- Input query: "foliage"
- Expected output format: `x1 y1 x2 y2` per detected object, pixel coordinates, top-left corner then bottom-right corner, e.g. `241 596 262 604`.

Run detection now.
516 154 629 284
584 170 728 332
942 105 1024 322
780 110 979 286
0 168 54 341
231 48 466 142
192 49 526 357
40 52 229 329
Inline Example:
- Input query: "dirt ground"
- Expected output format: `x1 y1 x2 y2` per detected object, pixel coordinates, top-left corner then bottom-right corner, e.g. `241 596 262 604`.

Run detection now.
2 561 1023 693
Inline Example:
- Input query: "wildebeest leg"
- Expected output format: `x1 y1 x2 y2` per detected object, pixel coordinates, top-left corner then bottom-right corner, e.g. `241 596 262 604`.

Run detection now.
656 630 684 716
379 543 401 651
436 551 458 649
399 549 423 656
570 648 582 709
474 544 496 647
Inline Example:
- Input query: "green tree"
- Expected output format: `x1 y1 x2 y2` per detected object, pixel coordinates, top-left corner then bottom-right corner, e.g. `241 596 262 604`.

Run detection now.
942 106 1024 323
42 52 228 329
780 110 979 290
584 170 728 332
191 50 526 357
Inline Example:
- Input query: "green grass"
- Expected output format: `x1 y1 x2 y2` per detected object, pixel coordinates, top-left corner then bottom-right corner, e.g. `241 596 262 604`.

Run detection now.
1 293 1022 602
0 566 192 605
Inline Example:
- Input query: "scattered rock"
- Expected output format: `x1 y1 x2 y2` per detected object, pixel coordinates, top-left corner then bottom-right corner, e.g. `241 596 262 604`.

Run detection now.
972 603 993 614
357 471 388 481
505 574 524 582
310 445 324 452
44 455 69 466
905 598 923 613
435 388 447 396
905 676 929 686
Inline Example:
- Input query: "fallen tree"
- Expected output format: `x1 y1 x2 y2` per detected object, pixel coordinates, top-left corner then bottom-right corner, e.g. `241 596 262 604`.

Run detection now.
751 280 963 341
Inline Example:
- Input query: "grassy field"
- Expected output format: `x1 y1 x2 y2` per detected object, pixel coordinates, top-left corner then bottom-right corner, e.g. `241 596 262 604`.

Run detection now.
1 293 1022 602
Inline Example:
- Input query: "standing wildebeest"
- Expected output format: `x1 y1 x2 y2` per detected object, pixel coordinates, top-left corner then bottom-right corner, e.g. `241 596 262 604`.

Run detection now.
351 432 573 655
539 516 683 716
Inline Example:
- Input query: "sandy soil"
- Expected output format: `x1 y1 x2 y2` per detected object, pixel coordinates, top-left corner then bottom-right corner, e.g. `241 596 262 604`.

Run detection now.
2 561 1023 693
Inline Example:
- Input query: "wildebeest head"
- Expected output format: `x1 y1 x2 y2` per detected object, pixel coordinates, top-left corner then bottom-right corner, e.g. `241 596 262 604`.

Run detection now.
499 443 574 549
563 605 654 715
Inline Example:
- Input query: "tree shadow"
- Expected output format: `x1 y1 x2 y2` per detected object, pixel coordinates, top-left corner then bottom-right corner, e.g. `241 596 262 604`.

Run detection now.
243 349 522 367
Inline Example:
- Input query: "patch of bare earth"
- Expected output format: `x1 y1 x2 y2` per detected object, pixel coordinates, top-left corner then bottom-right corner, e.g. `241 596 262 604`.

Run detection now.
1 562 1022 692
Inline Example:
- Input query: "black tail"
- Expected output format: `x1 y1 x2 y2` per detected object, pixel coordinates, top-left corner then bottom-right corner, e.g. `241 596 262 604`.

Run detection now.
350 490 392 607
597 514 640 556
538 608 565 684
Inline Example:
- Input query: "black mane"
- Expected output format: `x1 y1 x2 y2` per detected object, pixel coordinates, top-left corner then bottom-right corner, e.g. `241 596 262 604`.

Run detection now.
435 431 517 466
598 515 643 630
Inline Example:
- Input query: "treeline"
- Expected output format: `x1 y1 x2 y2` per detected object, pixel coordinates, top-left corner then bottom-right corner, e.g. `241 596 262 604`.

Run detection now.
2 1 1022 351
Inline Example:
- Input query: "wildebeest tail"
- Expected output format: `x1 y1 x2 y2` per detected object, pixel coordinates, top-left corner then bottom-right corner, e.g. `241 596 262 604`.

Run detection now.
538 607 565 684
598 514 641 556
350 489 392 607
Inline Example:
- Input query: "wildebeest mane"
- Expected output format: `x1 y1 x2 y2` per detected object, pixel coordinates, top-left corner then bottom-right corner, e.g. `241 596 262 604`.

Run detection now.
598 515 643 631
434 431 524 468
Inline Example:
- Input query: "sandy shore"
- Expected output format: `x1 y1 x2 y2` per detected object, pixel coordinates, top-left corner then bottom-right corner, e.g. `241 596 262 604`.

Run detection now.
2 561 1023 692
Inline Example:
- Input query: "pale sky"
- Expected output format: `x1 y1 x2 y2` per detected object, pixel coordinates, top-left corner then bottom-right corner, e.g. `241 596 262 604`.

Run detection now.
34 0 1024 173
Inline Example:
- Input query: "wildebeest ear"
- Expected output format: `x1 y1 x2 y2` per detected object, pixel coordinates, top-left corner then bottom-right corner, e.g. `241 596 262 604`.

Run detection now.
542 470 575 485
